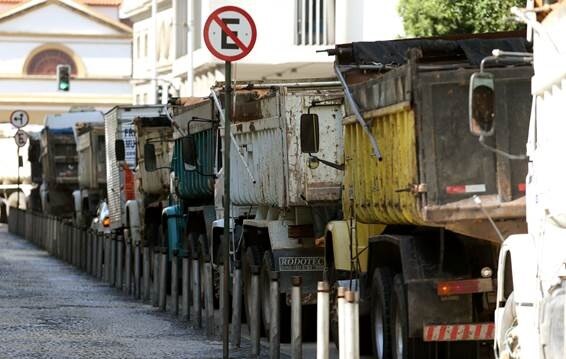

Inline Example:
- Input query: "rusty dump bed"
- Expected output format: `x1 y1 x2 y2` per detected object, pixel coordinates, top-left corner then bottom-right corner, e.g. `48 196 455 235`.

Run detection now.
335 35 532 237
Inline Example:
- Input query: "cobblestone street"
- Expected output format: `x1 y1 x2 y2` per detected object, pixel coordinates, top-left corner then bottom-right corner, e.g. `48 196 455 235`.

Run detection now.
0 225 260 358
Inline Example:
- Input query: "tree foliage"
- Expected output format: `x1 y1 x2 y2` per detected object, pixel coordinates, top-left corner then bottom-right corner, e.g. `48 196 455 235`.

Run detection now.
398 0 525 37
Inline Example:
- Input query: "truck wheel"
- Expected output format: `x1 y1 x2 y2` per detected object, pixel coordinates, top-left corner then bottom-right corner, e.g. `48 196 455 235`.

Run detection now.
371 267 393 359
391 274 409 359
260 251 291 343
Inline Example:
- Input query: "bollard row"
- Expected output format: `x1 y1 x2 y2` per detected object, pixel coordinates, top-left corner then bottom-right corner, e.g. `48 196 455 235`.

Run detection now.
6 210 364 359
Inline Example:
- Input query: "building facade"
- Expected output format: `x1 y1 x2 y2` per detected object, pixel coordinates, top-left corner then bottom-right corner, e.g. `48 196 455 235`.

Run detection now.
120 0 404 102
0 0 132 124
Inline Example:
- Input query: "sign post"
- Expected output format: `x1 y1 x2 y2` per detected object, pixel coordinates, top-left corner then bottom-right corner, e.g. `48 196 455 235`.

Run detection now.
11 110 29 210
204 6 256 358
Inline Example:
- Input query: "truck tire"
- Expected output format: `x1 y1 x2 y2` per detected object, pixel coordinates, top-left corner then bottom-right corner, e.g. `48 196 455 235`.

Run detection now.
391 274 409 359
260 251 292 343
371 267 393 359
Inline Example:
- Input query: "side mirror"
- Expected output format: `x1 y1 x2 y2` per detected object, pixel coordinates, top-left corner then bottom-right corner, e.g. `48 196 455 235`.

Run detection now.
144 143 157 172
115 139 125 162
181 136 197 168
469 72 496 137
300 113 320 153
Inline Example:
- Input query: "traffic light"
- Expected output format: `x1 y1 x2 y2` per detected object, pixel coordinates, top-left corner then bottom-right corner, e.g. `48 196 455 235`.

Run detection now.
57 64 71 91
156 85 163 104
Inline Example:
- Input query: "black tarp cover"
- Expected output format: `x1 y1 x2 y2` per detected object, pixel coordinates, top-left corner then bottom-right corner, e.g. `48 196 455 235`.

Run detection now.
348 38 529 66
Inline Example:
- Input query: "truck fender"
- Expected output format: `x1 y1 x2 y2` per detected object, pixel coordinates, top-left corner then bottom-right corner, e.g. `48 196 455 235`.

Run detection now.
125 200 141 229
325 220 351 272
495 234 540 359
72 190 82 213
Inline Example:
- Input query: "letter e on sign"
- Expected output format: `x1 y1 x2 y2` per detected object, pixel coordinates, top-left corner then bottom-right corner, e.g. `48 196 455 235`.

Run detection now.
203 6 256 62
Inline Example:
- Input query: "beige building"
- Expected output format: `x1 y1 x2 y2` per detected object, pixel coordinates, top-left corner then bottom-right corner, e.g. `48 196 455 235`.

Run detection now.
0 0 133 124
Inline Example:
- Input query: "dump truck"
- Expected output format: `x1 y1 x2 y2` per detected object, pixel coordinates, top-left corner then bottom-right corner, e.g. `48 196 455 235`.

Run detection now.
215 80 344 341
105 105 169 232
125 112 173 250
493 3 566 359
161 98 218 258
73 122 106 228
40 110 104 217
310 34 533 358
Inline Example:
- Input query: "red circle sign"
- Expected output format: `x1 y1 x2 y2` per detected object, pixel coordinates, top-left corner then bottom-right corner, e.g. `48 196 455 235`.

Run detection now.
203 6 256 62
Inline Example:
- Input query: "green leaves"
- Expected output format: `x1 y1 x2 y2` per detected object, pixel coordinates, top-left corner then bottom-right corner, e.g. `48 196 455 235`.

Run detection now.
398 0 525 37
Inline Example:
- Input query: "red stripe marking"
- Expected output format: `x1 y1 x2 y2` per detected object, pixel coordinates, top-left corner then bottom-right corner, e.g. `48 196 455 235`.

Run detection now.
212 15 249 51
462 324 470 340
474 324 482 338
450 325 460 340
438 325 447 340
425 326 434 341
485 323 494 339
446 185 466 194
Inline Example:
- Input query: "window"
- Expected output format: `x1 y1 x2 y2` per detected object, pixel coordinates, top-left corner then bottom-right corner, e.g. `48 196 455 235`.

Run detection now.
295 0 335 46
192 0 202 50
26 49 78 75
135 33 140 59
144 32 149 58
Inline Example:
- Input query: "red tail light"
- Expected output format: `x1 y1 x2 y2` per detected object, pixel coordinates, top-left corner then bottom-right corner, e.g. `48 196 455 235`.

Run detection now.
437 278 494 296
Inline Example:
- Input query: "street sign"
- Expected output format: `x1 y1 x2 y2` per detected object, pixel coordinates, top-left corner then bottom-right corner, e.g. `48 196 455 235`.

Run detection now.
10 110 29 128
203 6 256 62
14 129 28 147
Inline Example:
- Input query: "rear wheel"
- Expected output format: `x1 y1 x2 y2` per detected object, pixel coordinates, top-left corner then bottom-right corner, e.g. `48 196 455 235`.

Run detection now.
391 274 409 359
371 267 393 359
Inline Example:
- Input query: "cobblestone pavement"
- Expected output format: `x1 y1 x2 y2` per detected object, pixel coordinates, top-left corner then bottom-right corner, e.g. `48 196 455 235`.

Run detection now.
0 225 264 358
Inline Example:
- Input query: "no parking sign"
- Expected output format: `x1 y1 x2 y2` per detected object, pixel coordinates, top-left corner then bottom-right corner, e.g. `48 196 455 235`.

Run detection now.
203 6 256 62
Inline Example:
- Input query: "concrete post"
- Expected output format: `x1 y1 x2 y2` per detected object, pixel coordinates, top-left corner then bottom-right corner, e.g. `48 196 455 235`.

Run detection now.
97 233 104 280
316 281 330 359
269 271 280 359
86 231 92 275
344 291 359 359
110 234 117 285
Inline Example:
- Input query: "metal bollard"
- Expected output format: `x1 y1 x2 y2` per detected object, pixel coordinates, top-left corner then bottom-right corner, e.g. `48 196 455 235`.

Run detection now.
124 231 131 295
353 291 360 358
317 281 330 359
86 231 92 275
182 254 190 321
231 266 242 347
143 246 151 302
134 241 141 299
97 233 104 280
343 291 359 359
191 256 201 327
104 234 111 282
291 276 303 359
152 249 160 307
270 271 280 359
337 287 346 359
250 265 261 357
110 235 117 285
159 249 167 311
116 235 124 289
171 250 179 316
204 259 214 336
